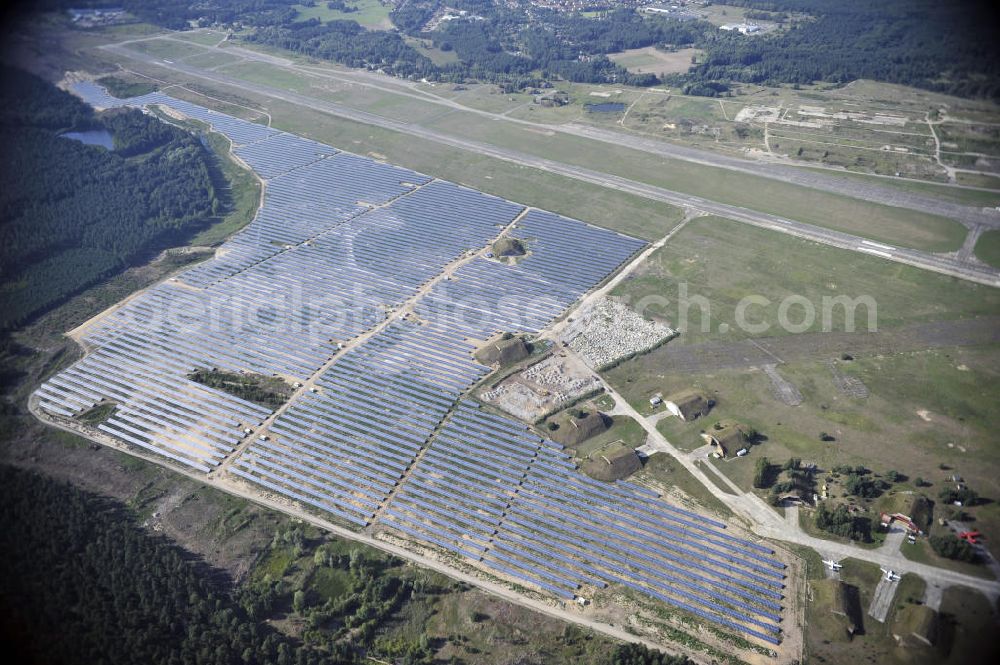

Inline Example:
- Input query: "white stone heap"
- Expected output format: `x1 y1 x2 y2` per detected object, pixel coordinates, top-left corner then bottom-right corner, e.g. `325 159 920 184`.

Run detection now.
568 297 676 369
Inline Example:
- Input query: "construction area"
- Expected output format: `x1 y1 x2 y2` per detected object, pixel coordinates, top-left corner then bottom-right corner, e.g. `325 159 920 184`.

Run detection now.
478 353 602 423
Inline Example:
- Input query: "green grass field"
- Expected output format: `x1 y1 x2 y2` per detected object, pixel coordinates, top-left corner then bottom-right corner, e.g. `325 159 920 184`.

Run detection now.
182 50 242 69
420 112 966 252
171 29 228 47
291 1 391 29
127 37 210 60
603 216 1000 517
974 229 1000 268
801 167 1000 208
404 37 461 66
610 216 1000 346
568 415 647 459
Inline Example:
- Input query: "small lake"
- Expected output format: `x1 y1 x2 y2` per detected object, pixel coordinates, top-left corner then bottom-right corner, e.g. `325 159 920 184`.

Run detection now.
584 102 626 113
60 128 115 149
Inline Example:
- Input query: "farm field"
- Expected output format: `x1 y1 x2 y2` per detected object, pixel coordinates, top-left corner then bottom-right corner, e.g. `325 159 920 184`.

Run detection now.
608 46 702 76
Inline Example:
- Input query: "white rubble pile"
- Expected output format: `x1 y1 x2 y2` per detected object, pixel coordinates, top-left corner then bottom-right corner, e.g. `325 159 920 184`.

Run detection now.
569 298 675 368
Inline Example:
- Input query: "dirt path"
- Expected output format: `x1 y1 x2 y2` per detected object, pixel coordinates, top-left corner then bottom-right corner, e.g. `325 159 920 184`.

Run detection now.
926 112 956 183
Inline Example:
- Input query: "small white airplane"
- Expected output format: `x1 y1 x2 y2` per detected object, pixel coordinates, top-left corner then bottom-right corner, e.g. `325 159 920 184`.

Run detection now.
822 559 843 571
880 568 901 582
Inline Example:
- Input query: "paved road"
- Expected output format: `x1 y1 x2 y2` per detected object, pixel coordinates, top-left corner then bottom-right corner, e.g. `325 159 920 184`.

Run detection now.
868 576 897 622
145 33 1000 230
101 43 1000 288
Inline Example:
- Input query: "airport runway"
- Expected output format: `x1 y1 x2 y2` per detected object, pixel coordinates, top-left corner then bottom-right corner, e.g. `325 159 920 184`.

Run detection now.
156 35 1000 231
103 44 1000 287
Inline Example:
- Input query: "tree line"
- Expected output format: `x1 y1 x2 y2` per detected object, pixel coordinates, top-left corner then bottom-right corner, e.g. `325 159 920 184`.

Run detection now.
683 0 1000 99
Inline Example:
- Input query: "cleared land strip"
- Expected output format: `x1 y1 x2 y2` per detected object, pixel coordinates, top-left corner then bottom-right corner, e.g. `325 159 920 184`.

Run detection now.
131 33 1000 229
647 316 1000 374
99 43 1000 287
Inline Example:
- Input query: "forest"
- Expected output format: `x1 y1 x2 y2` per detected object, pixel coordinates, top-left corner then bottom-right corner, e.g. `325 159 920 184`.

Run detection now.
689 0 1000 99
0 465 347 665
41 1 1000 97
0 465 688 665
0 67 219 329
188 369 294 409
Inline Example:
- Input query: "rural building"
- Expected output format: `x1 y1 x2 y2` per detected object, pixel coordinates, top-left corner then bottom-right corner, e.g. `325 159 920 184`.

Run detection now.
664 390 710 421
720 23 761 34
699 422 748 458
892 605 938 648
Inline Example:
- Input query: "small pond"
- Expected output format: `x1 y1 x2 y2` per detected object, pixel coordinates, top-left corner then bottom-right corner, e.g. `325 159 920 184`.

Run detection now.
60 128 115 149
584 102 626 113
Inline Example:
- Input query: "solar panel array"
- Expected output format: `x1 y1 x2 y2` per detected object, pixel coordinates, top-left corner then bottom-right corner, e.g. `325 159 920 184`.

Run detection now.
379 399 785 645
44 85 784 645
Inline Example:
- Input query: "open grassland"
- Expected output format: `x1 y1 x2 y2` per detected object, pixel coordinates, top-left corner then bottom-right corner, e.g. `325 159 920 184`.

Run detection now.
418 111 966 251
610 216 1000 346
801 167 1000 207
404 37 461 66
171 29 228 47
603 218 1000 551
609 344 1000 555
607 78 1000 182
568 415 647 460
182 50 243 69
608 47 701 76
974 229 1000 269
126 37 211 61
956 171 1000 189
291 1 392 30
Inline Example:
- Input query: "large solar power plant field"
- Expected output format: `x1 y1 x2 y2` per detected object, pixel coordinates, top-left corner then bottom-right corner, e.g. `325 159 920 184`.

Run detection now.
34 82 788 648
